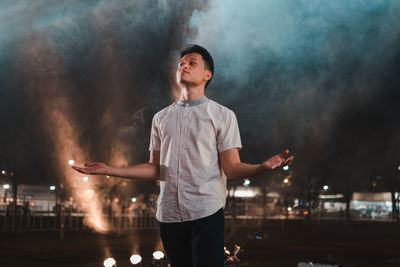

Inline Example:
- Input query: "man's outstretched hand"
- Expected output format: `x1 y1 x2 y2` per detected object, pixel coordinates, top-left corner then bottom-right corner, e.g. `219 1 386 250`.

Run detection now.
261 149 294 170
71 162 110 176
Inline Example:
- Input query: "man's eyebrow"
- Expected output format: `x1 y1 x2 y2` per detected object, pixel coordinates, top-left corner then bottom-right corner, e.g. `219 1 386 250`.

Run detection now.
181 57 198 61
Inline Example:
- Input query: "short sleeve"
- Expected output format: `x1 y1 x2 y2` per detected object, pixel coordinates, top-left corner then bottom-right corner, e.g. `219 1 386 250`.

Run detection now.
149 116 161 151
217 110 242 152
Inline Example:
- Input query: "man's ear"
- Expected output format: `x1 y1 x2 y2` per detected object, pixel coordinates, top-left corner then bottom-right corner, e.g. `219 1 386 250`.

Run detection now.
205 70 212 81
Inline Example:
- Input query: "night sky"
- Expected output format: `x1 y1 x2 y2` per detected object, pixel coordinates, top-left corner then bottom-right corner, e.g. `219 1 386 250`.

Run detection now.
1 0 399 196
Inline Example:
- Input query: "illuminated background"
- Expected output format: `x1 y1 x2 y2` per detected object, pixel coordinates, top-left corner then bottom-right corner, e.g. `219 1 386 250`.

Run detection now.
0 0 400 231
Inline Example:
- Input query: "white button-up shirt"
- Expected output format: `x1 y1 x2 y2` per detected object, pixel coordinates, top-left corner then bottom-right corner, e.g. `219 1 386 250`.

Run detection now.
149 97 242 222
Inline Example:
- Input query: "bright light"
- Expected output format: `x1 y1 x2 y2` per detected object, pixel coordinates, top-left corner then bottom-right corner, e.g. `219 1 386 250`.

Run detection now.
130 254 142 264
323 185 329 191
234 189 256 198
224 246 231 255
131 197 137 203
283 178 289 184
85 189 94 198
283 165 289 171
243 179 250 186
398 165 400 171
287 207 292 211
49 185 56 191
153 251 165 260
1 170 5 175
2 184 10 189
68 160 75 165
83 177 89 182
103 257 116 267
106 175 110 179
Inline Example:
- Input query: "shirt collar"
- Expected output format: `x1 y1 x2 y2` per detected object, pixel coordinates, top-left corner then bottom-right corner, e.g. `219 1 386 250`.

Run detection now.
177 96 208 107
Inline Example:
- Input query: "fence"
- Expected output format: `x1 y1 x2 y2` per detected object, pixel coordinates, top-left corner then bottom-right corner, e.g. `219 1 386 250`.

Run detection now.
0 204 158 232
1 201 396 232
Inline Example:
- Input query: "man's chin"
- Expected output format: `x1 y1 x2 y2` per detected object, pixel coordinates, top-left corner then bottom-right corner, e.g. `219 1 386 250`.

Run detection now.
177 79 190 87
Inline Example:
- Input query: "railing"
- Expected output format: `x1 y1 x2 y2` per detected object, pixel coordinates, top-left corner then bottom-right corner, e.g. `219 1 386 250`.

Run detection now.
0 204 159 231
1 202 396 232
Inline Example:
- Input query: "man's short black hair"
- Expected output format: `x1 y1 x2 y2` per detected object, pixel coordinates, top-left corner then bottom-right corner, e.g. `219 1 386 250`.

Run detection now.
180 44 214 88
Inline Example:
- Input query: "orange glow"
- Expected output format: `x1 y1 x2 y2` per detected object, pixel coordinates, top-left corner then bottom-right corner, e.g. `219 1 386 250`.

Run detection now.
303 211 309 215
20 36 109 233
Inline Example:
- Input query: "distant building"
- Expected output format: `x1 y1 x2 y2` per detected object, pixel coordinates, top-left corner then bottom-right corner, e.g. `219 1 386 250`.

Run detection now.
0 184 56 213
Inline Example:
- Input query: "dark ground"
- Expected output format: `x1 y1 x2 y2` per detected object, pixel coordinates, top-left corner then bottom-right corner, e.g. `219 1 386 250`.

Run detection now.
0 219 399 267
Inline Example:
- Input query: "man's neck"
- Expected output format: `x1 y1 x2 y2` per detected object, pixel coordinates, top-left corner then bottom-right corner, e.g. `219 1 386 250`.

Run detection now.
179 84 205 103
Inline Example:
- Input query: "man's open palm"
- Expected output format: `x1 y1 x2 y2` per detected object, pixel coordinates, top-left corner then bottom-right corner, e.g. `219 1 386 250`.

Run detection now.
71 162 110 175
262 149 294 170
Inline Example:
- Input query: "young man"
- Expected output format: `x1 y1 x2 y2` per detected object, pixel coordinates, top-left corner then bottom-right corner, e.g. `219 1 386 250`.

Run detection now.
72 44 294 267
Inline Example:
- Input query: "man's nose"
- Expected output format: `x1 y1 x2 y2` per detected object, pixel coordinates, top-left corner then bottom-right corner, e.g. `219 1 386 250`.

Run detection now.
181 63 188 70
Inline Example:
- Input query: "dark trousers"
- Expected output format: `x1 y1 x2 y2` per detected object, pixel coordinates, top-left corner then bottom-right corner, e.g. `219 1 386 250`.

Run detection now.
158 208 224 267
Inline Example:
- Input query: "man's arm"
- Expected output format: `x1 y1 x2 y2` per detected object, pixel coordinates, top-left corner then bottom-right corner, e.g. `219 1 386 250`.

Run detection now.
71 150 160 180
219 148 293 180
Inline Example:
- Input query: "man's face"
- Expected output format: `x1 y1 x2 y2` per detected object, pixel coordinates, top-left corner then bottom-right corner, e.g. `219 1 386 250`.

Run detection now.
176 52 212 88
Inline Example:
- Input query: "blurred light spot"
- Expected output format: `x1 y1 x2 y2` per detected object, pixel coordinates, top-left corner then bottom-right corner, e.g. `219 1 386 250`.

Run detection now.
234 189 256 198
85 189 94 198
153 251 164 260
323 185 329 191
1 170 5 175
283 165 289 171
103 257 116 267
283 178 289 184
130 254 142 264
49 185 56 191
224 246 231 255
131 197 137 203
68 160 74 165
83 176 89 182
243 179 250 186
2 184 10 189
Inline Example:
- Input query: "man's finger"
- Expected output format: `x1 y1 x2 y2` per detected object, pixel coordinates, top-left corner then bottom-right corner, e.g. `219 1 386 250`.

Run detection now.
72 166 91 174
284 156 294 166
281 149 289 157
84 162 95 167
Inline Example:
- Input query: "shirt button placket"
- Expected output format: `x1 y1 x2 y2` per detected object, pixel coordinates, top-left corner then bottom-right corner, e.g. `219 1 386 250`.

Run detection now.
177 105 187 221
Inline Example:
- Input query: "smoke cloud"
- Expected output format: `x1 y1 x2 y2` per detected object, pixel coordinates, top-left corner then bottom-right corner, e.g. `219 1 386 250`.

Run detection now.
0 0 400 218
